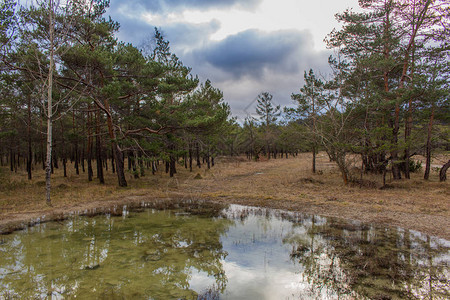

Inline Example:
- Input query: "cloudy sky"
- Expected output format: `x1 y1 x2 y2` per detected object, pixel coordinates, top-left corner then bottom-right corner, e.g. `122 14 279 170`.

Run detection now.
106 0 360 120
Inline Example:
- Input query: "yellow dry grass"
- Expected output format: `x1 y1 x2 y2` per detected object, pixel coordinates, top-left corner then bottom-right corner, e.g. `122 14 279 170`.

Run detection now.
0 152 449 239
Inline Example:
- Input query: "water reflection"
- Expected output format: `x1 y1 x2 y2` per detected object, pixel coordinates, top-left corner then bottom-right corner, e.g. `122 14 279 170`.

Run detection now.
0 203 448 299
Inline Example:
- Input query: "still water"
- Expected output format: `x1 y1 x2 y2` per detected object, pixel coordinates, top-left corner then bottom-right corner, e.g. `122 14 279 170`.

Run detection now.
0 202 448 299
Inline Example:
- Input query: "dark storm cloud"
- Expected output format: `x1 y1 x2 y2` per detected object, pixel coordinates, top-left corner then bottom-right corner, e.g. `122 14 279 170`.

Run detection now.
189 29 315 78
105 2 333 119
107 8 220 51
108 0 262 14
178 28 332 121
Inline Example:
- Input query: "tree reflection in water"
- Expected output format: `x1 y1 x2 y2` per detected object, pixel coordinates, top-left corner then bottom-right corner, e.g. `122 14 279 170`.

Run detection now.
0 202 232 299
0 203 448 299
285 215 449 299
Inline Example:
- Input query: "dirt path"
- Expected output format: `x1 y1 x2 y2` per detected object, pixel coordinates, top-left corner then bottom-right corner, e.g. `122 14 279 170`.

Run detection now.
1 153 449 239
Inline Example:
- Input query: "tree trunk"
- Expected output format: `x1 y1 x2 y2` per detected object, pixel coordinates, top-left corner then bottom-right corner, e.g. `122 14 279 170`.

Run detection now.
45 0 55 206
27 95 32 180
81 141 85 173
9 148 13 172
112 143 127 186
169 157 176 177
312 145 316 173
73 110 79 175
60 120 67 178
152 160 156 175
74 142 79 175
95 110 104 184
94 93 127 186
111 145 115 174
196 142 201 168
87 107 93 181
439 160 450 182
424 104 435 180
403 59 415 179
139 151 145 177
132 151 139 179
389 101 402 180
189 146 193 172
128 151 132 171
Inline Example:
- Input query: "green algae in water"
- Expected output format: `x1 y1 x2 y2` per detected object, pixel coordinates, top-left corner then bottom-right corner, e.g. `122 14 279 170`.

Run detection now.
0 204 449 299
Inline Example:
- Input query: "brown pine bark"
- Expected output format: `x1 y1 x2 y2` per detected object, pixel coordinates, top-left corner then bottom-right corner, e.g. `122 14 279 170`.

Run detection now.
27 95 32 180
439 160 450 182
87 107 93 182
424 104 435 180
103 99 127 187
95 110 104 184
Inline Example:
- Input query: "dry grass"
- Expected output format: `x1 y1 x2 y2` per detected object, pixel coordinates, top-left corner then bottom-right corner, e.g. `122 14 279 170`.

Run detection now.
0 152 449 239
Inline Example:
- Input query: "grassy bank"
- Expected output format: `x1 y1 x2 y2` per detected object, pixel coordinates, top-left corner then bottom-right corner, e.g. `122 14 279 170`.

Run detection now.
0 152 449 239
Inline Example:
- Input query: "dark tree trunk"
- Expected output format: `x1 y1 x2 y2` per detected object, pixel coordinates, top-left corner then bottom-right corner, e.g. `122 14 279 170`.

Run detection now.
73 110 79 175
111 146 115 174
391 103 402 180
10 148 13 172
96 139 104 183
63 157 67 178
424 104 435 180
169 155 176 177
132 151 138 179
87 108 93 182
81 141 85 173
88 153 93 181
196 143 201 168
60 120 67 178
128 151 132 171
74 142 79 175
53 154 58 169
27 96 32 180
96 111 104 184
189 146 193 172
101 96 127 187
312 145 316 173
152 160 156 175
139 151 145 177
439 160 450 182
112 143 127 187
404 104 413 179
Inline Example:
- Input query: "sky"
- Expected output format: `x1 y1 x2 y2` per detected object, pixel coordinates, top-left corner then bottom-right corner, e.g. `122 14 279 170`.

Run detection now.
106 0 361 121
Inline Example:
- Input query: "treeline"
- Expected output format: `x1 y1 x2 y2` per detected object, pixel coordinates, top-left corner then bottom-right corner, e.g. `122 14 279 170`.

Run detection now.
0 0 232 204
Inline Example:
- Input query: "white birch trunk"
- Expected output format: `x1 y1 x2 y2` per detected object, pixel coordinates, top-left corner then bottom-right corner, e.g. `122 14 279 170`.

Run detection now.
45 0 54 206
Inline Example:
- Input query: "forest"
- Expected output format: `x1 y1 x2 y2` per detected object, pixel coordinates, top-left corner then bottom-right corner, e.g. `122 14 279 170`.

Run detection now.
0 0 449 207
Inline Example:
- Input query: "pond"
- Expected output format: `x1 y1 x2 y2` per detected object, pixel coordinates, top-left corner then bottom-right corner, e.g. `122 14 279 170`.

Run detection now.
0 201 448 299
